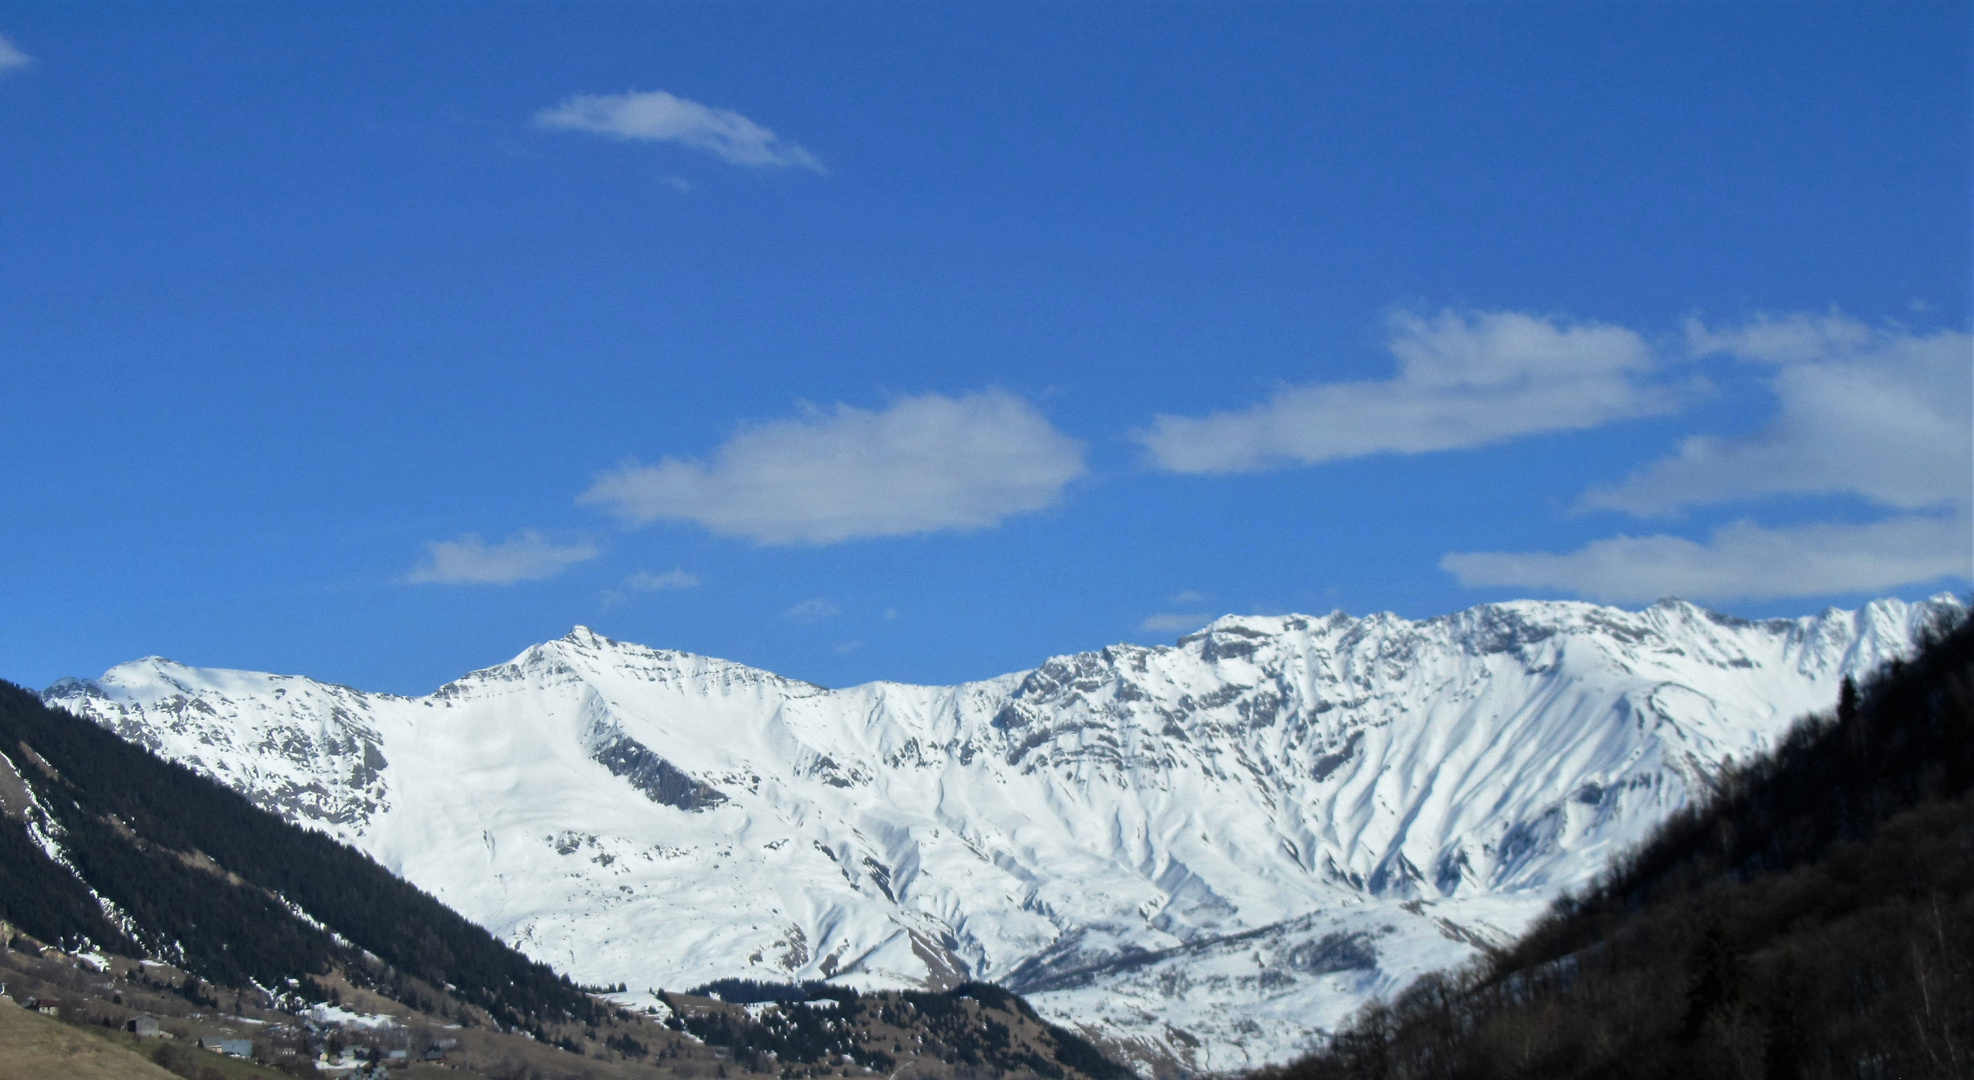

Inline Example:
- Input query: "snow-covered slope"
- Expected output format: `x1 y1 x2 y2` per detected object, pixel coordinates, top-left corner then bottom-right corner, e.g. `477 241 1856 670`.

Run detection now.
41 596 1960 1073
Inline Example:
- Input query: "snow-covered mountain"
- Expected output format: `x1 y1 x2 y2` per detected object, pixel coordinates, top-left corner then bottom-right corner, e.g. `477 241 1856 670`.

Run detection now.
40 596 1960 1073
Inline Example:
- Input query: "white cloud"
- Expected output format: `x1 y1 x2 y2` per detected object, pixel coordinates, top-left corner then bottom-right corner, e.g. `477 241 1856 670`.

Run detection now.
1169 589 1211 606
1138 310 1672 474
407 531 599 586
1439 311 1973 605
1441 514 1970 604
0 34 32 73
535 89 821 171
786 598 841 622
1139 612 1215 633
1584 316 1972 516
580 391 1087 544
627 568 698 591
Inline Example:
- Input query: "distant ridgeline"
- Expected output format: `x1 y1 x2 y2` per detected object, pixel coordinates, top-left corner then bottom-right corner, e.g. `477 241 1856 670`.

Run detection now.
1260 603 1974 1080
0 680 598 1035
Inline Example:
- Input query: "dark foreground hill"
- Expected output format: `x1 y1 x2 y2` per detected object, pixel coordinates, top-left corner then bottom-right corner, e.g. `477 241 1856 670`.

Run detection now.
1258 605 1974 1080
0 681 1129 1080
0 678 597 1035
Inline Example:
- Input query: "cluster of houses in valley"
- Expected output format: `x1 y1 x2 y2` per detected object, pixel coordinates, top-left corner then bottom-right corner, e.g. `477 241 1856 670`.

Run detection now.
2 958 459 1076
153 1009 462 1073
305 1034 460 1074
119 1006 460 1073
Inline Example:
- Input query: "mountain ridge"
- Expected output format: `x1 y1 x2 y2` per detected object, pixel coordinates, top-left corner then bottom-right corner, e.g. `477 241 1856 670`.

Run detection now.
42 595 1961 1072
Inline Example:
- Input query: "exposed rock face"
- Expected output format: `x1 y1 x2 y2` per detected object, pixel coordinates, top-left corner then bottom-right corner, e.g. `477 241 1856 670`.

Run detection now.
43 595 1961 1072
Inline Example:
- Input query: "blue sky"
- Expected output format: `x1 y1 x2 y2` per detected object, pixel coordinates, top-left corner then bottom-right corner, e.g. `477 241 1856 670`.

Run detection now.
1 3 1968 695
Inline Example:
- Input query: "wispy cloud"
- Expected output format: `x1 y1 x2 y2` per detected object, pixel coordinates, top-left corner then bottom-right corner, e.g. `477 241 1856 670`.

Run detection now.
407 531 599 586
535 89 821 171
1445 312 1972 602
1138 590 1219 634
580 390 1087 544
1138 310 1673 474
1582 316 1971 516
1139 612 1215 634
1442 514 1969 604
0 34 32 73
786 598 841 622
627 567 698 591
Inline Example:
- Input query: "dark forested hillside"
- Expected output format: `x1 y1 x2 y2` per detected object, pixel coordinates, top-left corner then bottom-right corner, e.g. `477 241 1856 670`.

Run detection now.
0 679 596 1032
1261 605 1974 1080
